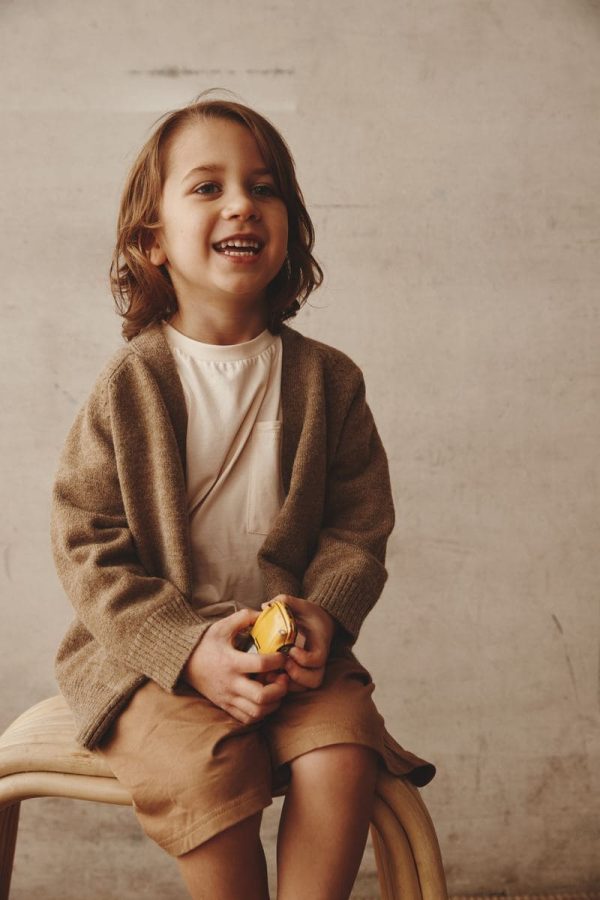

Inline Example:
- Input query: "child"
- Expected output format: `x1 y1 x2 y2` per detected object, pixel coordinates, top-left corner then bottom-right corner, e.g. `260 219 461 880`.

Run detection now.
51 96 435 900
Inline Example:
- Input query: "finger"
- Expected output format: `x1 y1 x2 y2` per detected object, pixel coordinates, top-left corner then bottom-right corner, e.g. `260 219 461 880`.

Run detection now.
287 680 308 693
284 657 325 689
251 671 289 688
234 675 288 708
230 706 271 725
229 692 283 723
269 593 296 604
256 699 285 717
220 607 261 639
271 594 303 614
232 649 287 675
288 644 327 669
260 599 277 610
261 671 290 687
222 702 257 726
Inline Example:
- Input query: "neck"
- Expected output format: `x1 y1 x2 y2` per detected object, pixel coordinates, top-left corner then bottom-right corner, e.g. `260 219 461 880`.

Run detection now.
168 300 268 346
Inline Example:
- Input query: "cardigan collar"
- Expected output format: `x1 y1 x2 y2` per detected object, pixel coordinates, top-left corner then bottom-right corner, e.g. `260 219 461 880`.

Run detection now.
129 321 310 494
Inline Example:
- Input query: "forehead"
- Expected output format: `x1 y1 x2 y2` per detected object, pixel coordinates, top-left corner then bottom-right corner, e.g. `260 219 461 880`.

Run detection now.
162 117 268 181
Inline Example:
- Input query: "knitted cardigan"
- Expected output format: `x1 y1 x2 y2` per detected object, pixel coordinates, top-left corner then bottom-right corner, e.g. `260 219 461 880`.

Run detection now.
51 322 395 749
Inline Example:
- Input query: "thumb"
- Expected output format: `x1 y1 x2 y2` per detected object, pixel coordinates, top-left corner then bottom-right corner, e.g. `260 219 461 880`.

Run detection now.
266 594 304 614
221 607 261 639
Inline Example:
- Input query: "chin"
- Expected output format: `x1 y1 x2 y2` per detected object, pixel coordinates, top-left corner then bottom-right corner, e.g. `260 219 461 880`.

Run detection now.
219 278 271 298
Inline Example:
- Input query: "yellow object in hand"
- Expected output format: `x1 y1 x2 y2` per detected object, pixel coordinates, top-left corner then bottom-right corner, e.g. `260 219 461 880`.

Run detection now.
247 600 298 654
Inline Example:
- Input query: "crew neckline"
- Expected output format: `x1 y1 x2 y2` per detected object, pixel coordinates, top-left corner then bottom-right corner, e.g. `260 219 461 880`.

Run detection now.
162 321 277 362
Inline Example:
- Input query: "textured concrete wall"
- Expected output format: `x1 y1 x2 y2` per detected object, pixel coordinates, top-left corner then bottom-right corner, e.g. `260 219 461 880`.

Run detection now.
1 1 599 896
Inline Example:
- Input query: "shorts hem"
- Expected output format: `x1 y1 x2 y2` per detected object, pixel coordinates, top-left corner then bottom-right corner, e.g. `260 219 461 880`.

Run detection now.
158 787 273 858
269 723 435 788
270 724 384 770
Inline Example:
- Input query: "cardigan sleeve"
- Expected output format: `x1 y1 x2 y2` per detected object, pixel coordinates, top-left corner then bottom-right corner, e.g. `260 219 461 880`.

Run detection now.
301 373 395 641
51 363 209 693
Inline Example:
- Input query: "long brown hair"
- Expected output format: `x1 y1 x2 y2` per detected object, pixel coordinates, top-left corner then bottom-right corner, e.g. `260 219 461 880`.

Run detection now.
110 97 323 340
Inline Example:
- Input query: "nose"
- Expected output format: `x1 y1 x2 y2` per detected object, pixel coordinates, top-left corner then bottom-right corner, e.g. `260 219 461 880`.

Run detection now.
222 186 260 221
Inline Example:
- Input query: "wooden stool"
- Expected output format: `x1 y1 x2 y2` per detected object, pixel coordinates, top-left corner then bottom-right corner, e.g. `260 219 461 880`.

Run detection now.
0 696 448 899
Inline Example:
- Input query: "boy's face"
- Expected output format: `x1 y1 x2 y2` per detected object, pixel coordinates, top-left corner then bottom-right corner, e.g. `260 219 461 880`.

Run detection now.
149 118 289 316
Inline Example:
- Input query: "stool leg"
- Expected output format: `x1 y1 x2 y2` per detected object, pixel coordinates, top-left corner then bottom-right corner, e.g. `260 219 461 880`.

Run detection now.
371 795 422 899
376 773 448 900
0 802 20 900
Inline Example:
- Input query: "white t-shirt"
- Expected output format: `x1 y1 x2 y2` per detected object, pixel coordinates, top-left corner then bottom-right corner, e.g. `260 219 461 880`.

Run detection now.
162 322 284 618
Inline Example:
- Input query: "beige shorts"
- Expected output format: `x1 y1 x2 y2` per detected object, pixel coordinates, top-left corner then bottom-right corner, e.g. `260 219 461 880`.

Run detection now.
97 646 435 857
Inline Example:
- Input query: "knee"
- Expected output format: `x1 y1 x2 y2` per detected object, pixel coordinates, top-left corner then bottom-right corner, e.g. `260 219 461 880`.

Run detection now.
290 744 378 793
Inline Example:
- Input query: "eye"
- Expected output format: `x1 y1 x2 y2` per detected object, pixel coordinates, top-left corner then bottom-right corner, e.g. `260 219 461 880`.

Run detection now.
252 183 278 198
193 182 221 196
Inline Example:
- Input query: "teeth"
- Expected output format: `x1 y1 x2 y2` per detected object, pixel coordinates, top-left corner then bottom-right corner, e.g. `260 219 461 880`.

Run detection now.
215 238 261 250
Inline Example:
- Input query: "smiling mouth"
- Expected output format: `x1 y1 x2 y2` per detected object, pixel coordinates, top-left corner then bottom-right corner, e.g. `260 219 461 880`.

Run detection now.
213 238 263 257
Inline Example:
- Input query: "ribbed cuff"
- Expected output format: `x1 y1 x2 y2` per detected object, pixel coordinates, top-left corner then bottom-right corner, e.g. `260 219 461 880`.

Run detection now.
305 572 375 640
126 596 209 691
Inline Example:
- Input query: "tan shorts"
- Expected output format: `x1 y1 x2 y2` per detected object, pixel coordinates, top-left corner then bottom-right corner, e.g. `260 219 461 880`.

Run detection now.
97 646 435 857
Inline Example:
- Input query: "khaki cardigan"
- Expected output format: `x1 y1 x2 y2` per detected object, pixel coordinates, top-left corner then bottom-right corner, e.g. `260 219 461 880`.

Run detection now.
51 322 395 750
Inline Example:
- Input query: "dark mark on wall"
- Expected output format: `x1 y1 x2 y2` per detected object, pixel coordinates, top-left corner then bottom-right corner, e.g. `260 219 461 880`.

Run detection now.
552 614 579 703
246 68 294 76
128 67 294 78
563 646 579 702
53 382 78 405
129 67 210 78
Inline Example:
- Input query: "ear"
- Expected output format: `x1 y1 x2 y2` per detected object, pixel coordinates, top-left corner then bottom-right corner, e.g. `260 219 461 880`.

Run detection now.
148 234 167 266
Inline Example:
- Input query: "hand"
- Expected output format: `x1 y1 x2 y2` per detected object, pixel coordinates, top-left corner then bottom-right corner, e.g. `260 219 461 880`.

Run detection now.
265 595 336 691
182 608 290 724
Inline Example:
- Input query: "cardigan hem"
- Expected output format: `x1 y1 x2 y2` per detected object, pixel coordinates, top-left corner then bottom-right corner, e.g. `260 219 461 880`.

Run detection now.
74 675 147 750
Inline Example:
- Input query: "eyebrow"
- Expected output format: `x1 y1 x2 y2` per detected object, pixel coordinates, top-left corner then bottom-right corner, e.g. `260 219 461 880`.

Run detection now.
181 164 273 184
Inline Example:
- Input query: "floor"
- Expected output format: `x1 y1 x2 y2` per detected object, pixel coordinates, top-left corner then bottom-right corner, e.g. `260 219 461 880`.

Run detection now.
11 797 599 899
8 795 380 899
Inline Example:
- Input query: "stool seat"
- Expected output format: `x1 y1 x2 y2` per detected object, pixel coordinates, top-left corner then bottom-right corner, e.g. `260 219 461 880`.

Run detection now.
0 696 448 899
1 695 112 779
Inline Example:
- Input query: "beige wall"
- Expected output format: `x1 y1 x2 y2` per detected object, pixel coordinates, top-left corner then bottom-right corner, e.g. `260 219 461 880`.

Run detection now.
1 0 599 895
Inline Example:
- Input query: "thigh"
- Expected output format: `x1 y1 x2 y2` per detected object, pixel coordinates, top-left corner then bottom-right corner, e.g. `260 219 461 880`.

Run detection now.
97 680 273 857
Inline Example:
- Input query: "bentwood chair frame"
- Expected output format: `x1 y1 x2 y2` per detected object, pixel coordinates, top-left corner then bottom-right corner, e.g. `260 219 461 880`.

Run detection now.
0 696 448 899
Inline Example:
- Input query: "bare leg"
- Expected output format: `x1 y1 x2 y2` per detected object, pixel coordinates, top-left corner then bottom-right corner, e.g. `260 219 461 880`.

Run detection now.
276 744 378 900
176 812 270 900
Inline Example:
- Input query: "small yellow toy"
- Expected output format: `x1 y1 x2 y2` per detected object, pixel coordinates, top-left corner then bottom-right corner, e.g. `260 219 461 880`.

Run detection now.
246 600 298 655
